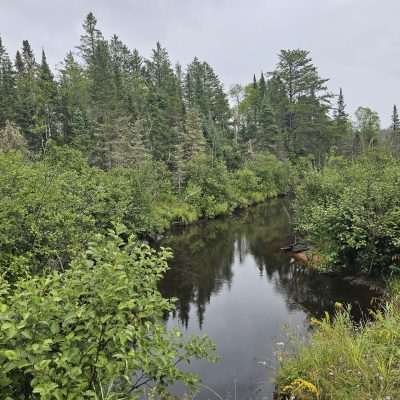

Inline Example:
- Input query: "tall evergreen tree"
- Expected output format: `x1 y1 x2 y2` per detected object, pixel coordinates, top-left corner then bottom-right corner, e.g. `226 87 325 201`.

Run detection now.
145 42 182 163
0 36 16 126
59 52 90 145
183 109 206 161
391 105 399 135
36 50 59 149
390 104 400 153
14 40 39 150
256 97 279 152
78 12 103 64
272 49 331 160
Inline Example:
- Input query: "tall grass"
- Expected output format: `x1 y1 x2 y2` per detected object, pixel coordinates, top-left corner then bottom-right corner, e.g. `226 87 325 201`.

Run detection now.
276 287 400 399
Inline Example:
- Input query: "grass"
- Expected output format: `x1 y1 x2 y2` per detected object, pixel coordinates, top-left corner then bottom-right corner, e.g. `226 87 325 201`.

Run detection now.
275 284 400 400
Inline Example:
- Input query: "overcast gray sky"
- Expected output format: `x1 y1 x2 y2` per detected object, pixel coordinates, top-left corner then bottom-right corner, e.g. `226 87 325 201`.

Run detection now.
1 0 399 126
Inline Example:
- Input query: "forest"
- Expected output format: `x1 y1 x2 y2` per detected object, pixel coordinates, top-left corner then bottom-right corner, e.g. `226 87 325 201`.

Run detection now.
1 11 400 400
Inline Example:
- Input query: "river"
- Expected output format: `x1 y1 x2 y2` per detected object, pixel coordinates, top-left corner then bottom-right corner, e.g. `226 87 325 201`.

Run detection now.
159 199 378 400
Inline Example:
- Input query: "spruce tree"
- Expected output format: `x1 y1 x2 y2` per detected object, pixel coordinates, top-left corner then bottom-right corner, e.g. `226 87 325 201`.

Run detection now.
14 40 38 150
183 108 206 161
78 12 103 64
36 50 59 149
391 104 400 153
272 49 331 159
256 97 279 152
258 72 267 100
0 36 16 126
59 52 90 145
392 105 399 134
145 42 182 162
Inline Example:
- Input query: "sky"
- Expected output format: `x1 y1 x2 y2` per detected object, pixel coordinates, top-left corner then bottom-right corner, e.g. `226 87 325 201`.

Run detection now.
1 0 399 126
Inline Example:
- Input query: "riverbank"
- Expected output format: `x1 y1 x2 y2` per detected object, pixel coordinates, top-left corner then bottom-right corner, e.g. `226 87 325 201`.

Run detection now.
0 146 290 280
275 153 400 399
159 199 381 399
275 282 400 400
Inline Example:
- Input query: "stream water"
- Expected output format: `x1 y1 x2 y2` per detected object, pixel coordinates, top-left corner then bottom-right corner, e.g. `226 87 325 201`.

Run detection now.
159 199 379 400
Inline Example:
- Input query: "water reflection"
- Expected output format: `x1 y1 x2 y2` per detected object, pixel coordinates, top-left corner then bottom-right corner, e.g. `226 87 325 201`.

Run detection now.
159 199 378 399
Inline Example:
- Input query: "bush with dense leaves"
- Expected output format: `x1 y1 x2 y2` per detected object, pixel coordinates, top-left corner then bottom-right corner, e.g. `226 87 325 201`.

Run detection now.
0 227 216 399
294 152 400 276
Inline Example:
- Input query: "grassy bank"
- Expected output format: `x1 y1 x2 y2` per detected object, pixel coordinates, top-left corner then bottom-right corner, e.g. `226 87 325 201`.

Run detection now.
276 284 400 400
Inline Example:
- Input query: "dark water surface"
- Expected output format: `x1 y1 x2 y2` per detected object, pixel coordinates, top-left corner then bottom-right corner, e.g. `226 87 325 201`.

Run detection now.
159 199 378 400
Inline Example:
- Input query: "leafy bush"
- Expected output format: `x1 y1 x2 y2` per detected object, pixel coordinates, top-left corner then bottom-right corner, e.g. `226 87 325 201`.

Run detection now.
183 156 235 218
0 147 289 278
294 152 400 275
0 228 216 399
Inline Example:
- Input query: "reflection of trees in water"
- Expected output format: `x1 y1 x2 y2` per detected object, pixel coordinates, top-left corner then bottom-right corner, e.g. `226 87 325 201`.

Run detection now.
159 199 375 328
159 217 237 328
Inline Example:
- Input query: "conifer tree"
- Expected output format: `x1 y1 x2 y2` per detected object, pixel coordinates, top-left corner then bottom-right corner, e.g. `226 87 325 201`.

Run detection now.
390 104 400 153
145 42 182 162
183 109 206 161
256 97 279 152
258 72 267 100
78 12 103 64
272 49 331 159
332 88 352 154
59 52 90 145
36 50 59 149
391 105 399 135
14 40 39 149
0 36 16 126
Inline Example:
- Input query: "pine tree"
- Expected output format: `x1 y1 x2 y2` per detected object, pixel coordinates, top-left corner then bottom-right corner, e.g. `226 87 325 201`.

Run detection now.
145 42 182 162
256 97 279 152
273 49 331 159
392 105 399 134
14 40 38 150
333 88 351 154
391 104 400 153
0 36 16 126
335 88 347 121
183 109 206 161
15 50 24 73
184 58 230 133
252 74 257 90
36 50 59 149
78 12 103 64
59 52 90 145
258 72 267 100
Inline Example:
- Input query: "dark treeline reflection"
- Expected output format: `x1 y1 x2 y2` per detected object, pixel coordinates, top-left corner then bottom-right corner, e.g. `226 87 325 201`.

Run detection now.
159 199 377 329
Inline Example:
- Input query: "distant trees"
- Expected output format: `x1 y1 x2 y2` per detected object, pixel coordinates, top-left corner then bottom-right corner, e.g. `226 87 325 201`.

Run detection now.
0 14 392 174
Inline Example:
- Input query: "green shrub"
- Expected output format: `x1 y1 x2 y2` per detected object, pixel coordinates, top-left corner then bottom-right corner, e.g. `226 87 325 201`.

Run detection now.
0 228 216 399
294 152 400 275
184 156 235 218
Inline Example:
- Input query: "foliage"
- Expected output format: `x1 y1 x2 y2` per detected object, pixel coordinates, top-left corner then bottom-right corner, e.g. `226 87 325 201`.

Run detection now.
0 228 216 399
294 152 400 276
183 155 235 218
354 106 380 153
276 291 400 400
0 146 289 279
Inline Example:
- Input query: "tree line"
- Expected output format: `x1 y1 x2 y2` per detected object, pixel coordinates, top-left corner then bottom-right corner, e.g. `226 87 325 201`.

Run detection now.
1 13 398 172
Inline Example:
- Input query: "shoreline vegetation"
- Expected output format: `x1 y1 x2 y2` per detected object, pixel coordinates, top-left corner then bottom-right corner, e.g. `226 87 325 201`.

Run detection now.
0 11 399 399
276 153 400 400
